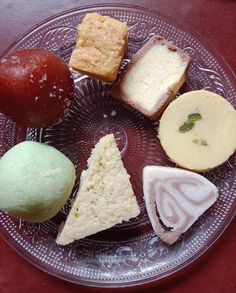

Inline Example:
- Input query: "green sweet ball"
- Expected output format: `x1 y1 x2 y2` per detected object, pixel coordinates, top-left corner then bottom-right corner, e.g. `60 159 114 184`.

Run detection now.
0 141 76 222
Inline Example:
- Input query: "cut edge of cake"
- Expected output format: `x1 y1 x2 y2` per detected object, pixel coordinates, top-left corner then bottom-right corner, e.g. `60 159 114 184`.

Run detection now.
111 35 191 120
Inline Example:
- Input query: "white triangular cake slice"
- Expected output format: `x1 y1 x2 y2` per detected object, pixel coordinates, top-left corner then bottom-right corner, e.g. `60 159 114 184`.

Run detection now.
56 134 140 245
143 166 218 245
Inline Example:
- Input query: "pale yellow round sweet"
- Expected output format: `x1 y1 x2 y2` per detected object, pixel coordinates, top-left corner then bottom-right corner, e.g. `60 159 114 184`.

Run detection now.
0 141 76 222
159 90 236 171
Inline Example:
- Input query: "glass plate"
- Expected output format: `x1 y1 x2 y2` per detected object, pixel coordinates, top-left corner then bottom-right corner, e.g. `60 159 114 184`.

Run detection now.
0 4 236 288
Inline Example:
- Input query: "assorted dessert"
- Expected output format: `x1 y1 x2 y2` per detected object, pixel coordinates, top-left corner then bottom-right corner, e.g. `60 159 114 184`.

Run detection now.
69 12 128 83
0 49 74 128
57 134 140 245
143 166 218 245
159 90 236 171
0 141 75 222
111 35 191 119
0 12 236 246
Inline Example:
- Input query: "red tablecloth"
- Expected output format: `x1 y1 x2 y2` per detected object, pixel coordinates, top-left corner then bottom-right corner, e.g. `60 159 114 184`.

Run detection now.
0 1 235 292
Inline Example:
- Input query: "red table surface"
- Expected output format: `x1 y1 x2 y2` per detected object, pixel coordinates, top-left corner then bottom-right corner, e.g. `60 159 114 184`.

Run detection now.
0 1 235 292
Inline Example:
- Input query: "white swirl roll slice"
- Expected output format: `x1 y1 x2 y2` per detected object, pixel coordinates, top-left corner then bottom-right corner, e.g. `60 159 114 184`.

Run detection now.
159 90 236 171
143 166 218 245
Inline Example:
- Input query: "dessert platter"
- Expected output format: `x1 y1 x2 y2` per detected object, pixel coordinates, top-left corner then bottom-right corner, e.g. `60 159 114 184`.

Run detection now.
0 4 236 288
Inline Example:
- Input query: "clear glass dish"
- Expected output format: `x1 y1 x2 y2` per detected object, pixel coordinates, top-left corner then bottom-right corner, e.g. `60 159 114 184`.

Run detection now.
0 4 235 288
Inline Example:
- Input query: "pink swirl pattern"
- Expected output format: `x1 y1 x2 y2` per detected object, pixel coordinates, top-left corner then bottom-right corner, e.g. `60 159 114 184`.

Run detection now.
145 174 218 245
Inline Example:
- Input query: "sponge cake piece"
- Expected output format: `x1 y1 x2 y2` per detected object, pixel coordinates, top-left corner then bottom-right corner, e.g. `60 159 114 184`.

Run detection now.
56 134 140 245
69 13 128 83
111 35 191 119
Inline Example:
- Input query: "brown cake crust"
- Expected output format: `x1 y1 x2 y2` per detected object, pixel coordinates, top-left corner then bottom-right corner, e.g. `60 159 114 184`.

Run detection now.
110 35 191 120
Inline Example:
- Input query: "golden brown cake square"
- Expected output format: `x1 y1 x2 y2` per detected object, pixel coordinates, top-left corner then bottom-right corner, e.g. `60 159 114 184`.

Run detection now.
69 13 128 83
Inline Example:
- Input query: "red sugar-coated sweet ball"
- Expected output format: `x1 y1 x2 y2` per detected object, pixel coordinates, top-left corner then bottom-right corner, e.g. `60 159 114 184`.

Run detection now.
0 49 74 128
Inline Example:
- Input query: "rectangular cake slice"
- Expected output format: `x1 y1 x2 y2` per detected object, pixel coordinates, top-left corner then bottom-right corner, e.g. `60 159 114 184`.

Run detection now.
56 134 140 245
69 13 128 83
111 35 191 119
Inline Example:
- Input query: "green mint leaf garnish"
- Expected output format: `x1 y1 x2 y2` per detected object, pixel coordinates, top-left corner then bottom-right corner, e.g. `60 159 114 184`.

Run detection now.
73 211 80 218
188 113 202 121
192 139 208 146
179 112 202 133
179 121 195 132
